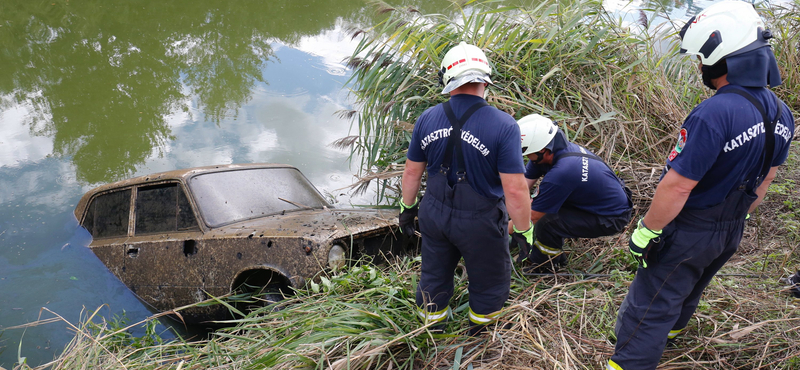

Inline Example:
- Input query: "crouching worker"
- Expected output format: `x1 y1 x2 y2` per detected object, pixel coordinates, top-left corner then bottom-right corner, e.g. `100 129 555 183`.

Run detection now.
399 42 533 336
509 114 632 272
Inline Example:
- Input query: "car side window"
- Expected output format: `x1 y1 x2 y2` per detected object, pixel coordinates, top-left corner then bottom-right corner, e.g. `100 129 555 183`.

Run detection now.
84 189 131 238
135 183 199 235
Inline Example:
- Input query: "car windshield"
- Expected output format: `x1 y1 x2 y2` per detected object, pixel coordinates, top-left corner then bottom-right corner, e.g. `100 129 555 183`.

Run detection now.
188 167 330 227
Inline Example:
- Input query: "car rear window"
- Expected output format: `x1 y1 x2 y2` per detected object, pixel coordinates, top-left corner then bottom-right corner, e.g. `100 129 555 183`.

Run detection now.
135 183 199 235
189 167 329 227
83 189 131 238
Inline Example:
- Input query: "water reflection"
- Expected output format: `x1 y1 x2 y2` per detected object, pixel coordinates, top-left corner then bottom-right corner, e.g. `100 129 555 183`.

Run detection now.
0 0 379 184
1 0 467 366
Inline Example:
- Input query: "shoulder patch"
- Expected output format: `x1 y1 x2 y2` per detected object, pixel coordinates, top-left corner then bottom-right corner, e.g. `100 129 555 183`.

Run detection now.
676 128 687 152
668 128 688 161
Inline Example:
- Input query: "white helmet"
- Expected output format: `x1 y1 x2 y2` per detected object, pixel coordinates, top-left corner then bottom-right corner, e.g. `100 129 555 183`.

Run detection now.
439 42 493 94
679 1 770 66
518 114 557 156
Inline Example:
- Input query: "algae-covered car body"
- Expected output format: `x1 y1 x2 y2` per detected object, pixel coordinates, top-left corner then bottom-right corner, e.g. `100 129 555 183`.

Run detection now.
74 163 411 323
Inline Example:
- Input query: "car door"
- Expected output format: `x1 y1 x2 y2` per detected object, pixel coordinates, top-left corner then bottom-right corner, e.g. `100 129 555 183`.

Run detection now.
121 182 205 311
83 187 133 274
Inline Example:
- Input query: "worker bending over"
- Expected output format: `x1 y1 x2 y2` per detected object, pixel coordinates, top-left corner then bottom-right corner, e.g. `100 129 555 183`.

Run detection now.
510 114 632 272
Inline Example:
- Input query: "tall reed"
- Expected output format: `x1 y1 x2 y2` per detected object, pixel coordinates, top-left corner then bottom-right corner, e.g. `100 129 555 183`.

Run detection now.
341 0 799 203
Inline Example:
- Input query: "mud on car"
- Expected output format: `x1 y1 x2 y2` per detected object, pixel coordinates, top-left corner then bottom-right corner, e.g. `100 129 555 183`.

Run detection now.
74 163 415 323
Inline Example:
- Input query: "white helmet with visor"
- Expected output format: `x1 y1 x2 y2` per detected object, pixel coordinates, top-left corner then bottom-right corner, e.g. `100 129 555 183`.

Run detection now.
679 1 771 66
438 42 493 94
518 114 557 156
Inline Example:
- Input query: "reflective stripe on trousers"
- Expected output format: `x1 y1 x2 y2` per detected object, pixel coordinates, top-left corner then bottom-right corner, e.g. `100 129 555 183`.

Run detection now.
534 240 561 256
415 171 511 320
607 359 623 370
668 328 684 340
610 189 756 370
468 307 499 325
607 329 685 370
417 306 449 324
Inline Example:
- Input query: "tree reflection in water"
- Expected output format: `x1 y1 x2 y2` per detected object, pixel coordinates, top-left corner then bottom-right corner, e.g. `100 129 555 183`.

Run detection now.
0 0 378 183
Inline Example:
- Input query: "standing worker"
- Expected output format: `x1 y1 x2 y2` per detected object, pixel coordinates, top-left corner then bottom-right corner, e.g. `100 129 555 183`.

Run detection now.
609 2 795 369
399 41 533 335
510 114 632 272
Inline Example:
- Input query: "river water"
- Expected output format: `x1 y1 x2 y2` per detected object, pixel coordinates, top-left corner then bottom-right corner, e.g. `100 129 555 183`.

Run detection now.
0 0 733 367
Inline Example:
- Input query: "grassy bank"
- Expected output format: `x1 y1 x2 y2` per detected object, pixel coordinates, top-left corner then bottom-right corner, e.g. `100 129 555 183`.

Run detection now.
12 149 800 368
12 0 800 369
15 167 800 369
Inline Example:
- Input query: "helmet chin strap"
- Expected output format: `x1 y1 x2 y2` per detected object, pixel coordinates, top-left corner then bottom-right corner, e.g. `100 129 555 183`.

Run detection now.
701 61 728 90
530 152 545 164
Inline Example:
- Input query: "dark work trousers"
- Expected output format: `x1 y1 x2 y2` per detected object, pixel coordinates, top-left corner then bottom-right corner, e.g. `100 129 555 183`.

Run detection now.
416 171 511 319
611 189 756 370
535 205 631 251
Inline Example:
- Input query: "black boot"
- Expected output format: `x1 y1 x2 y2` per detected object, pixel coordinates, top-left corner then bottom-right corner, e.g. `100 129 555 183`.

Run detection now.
521 247 567 274
428 322 446 334
468 323 487 337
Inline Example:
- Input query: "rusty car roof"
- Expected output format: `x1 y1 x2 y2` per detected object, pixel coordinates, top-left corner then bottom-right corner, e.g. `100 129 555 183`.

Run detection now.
73 163 297 221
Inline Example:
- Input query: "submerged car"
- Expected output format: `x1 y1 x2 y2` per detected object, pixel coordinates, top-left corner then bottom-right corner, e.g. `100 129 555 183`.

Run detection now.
74 163 413 323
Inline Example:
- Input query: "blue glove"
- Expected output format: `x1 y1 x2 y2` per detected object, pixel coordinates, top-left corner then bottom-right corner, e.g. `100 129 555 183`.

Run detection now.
399 198 419 235
629 219 662 268
512 222 535 264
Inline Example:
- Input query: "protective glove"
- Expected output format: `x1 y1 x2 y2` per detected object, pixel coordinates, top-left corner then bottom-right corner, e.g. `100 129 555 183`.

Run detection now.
511 222 534 264
628 219 662 268
512 224 565 273
399 197 419 236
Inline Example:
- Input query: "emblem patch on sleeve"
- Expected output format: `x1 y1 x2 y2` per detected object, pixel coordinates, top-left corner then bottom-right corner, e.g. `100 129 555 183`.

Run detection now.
668 128 688 161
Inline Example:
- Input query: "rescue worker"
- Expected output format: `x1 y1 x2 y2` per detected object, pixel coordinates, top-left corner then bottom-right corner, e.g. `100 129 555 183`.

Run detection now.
609 2 795 369
509 114 633 272
398 42 533 335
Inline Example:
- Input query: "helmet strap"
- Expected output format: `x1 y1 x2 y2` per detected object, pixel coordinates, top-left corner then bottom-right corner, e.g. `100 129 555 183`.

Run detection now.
701 60 728 90
530 150 548 164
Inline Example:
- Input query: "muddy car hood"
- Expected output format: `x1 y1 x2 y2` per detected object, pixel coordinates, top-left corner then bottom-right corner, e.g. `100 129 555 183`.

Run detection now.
203 207 399 240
